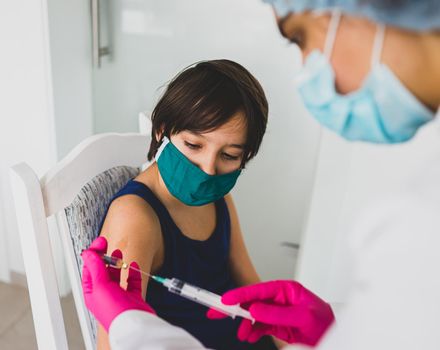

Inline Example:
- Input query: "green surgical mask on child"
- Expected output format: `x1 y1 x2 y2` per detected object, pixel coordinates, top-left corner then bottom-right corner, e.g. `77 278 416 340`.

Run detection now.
155 136 242 206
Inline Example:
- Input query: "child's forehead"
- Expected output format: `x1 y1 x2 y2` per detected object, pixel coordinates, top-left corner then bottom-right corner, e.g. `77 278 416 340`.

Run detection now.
179 116 247 146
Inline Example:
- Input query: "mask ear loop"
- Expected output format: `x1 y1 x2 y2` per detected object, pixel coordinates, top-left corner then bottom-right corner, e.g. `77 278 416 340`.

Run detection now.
370 24 385 67
323 9 341 60
154 136 170 161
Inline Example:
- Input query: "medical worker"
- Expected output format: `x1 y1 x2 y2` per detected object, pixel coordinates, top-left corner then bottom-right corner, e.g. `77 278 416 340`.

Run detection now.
82 1 440 349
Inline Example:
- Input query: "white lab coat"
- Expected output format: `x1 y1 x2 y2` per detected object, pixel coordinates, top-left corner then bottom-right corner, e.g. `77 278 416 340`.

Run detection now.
110 112 440 350
317 113 440 350
109 310 209 350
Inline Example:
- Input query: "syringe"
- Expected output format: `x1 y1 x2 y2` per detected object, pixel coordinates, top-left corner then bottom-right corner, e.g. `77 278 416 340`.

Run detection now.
102 254 153 278
101 255 255 323
152 276 255 323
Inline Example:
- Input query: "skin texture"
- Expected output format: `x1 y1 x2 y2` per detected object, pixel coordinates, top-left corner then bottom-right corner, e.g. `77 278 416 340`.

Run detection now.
277 11 440 111
96 113 265 349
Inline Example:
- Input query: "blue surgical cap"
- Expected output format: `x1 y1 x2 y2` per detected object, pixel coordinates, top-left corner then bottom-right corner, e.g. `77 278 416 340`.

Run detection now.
263 0 440 31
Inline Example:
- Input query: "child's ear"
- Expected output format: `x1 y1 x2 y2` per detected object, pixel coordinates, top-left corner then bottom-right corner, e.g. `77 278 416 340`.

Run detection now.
155 132 161 142
155 124 165 142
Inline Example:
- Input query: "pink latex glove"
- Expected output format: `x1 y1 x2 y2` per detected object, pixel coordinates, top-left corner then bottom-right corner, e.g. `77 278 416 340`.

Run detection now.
81 236 155 332
207 280 335 346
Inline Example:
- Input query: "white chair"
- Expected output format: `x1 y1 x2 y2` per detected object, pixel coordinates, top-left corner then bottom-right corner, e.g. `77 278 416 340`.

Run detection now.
10 131 151 350
138 111 152 135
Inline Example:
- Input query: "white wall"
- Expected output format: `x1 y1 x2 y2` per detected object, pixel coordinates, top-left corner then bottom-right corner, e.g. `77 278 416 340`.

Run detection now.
43 0 94 294
0 0 94 284
91 0 322 280
0 0 57 281
47 0 94 159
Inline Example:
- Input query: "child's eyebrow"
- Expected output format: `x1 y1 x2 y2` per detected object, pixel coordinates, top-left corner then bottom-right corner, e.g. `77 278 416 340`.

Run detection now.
228 144 244 149
187 130 204 137
186 131 244 149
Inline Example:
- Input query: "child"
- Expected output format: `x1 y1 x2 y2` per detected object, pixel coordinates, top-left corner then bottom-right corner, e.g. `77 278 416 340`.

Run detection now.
98 59 277 350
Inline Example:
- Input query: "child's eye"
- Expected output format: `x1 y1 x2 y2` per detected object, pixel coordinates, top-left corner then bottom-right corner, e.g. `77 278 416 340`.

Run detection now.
222 153 240 161
184 141 201 150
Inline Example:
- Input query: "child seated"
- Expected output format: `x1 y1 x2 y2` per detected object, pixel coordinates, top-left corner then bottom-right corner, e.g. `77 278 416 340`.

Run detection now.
98 59 278 350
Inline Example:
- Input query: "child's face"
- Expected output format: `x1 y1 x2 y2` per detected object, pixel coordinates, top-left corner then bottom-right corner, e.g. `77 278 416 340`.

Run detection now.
170 112 247 175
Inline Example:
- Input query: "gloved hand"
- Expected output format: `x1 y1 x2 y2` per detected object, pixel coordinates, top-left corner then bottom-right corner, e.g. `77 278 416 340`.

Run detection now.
207 280 335 346
81 237 155 332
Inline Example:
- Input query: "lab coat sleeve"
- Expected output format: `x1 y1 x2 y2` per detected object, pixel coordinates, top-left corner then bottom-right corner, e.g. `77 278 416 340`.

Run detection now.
109 310 308 350
315 191 440 349
109 310 211 350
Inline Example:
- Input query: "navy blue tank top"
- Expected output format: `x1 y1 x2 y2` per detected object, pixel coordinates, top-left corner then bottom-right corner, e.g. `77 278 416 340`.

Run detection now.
106 180 276 350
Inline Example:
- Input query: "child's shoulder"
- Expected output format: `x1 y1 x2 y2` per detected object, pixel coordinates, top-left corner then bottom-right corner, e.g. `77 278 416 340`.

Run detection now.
102 192 162 247
100 193 162 268
108 193 159 227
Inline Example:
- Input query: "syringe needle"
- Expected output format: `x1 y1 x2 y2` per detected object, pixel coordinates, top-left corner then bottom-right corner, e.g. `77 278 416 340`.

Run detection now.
127 264 153 278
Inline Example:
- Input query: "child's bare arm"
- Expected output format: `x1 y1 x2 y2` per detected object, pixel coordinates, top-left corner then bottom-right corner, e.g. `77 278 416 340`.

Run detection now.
225 194 260 286
96 195 162 350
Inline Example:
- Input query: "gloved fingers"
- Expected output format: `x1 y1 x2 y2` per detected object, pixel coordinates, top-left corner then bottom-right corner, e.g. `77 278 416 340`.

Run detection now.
237 319 254 342
206 308 229 320
81 264 93 294
126 262 143 296
270 325 296 344
108 249 123 283
81 250 109 283
249 302 309 327
241 321 270 343
247 323 271 343
240 321 290 344
88 236 108 254
222 280 294 305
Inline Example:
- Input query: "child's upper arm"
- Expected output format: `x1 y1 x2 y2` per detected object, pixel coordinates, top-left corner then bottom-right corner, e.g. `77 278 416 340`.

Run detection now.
99 194 162 297
225 194 260 286
97 194 163 350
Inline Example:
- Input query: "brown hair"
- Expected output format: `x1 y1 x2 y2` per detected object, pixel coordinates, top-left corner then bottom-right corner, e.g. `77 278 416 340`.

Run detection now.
147 59 268 167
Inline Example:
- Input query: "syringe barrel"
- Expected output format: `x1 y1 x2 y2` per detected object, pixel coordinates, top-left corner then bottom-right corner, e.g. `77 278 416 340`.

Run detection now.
102 255 119 267
166 278 185 294
166 278 254 323
101 255 126 269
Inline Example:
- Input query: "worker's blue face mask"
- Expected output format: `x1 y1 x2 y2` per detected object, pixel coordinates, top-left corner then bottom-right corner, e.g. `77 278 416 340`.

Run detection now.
155 136 241 206
296 10 434 143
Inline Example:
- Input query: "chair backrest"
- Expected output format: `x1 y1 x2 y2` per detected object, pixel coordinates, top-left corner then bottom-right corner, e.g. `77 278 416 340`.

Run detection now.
10 132 151 350
63 165 139 344
138 111 152 135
